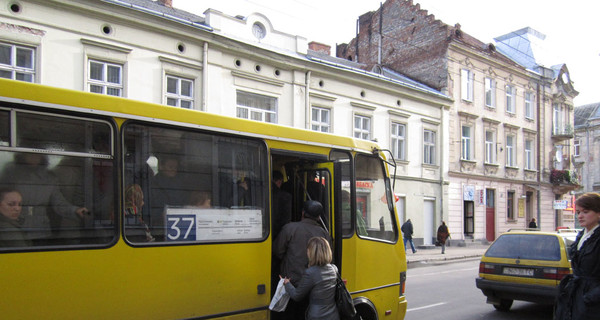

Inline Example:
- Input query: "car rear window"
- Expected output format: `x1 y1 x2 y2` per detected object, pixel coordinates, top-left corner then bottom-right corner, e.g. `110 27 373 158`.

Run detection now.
485 234 561 261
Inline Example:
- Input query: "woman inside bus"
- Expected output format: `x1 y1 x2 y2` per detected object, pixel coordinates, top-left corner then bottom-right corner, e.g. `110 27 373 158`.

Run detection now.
0 153 88 245
282 236 339 320
0 188 31 247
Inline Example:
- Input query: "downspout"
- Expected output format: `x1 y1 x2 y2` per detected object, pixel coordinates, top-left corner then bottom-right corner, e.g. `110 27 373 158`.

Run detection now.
305 71 311 129
202 42 208 111
536 77 543 228
440 104 445 224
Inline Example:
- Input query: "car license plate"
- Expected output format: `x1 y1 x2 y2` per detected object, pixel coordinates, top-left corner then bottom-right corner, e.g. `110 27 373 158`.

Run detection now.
503 267 534 276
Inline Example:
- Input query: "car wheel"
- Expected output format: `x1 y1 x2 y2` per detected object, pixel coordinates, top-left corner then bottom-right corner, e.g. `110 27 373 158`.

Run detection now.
493 299 513 311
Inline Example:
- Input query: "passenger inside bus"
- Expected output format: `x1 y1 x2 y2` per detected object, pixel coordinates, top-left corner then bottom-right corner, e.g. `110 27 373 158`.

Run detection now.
0 188 30 247
188 191 212 208
271 170 292 239
0 152 88 246
124 184 154 242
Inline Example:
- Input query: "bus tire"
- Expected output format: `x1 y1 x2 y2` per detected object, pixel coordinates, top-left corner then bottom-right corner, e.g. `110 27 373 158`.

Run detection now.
354 300 378 320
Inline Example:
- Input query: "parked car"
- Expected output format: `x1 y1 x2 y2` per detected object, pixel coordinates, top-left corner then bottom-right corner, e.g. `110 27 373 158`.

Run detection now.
475 230 572 311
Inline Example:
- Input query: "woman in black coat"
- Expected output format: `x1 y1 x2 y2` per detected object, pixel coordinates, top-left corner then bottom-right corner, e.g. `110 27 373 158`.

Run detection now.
555 192 600 320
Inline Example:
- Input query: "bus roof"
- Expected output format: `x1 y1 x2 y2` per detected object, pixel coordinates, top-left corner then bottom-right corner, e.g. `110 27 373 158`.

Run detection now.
0 79 380 153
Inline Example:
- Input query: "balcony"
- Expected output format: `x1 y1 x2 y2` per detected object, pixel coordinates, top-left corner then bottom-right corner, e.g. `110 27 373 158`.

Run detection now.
552 125 574 142
550 169 581 194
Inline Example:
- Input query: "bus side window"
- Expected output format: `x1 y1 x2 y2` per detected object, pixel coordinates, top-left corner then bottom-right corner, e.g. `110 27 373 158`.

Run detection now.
123 123 268 244
0 110 116 249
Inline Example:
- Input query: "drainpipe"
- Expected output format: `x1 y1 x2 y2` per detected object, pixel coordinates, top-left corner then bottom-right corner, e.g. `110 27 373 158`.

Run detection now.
536 76 544 228
305 71 311 129
440 104 446 225
202 42 208 111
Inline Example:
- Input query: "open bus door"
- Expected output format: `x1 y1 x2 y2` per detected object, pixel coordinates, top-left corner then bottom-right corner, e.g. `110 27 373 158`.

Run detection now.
297 162 343 270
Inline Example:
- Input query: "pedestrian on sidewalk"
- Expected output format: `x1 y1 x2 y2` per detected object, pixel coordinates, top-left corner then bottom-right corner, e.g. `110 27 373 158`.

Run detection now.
437 221 450 254
401 219 416 253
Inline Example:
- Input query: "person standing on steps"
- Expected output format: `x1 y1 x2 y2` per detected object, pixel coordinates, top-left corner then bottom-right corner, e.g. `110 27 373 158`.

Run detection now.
401 219 416 253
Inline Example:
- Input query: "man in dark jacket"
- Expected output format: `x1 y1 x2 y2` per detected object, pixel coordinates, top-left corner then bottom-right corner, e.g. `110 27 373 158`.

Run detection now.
401 219 416 253
273 200 331 320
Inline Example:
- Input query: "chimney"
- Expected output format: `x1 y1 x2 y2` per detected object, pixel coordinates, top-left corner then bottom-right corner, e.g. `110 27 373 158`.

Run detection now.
308 41 331 56
159 0 172 8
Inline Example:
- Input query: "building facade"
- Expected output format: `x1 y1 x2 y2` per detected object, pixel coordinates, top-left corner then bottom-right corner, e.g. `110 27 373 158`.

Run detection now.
574 103 600 197
337 0 579 244
0 0 452 240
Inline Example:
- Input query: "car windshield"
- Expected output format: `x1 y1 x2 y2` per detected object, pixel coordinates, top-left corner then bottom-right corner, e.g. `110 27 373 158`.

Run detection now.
485 234 561 261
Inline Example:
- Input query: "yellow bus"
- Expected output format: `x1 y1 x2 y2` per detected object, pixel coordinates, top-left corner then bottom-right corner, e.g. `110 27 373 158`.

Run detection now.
0 78 407 319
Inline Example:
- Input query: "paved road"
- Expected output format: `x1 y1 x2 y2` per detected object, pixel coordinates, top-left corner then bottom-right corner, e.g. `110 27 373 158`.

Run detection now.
404 259 554 320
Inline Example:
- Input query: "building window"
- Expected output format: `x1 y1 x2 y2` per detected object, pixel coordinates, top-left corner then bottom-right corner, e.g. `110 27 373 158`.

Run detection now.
423 129 436 165
461 69 473 102
505 85 516 113
574 139 580 157
236 91 277 123
507 191 515 220
506 135 515 167
353 115 371 140
391 122 406 161
485 130 496 164
461 125 472 160
525 92 534 119
88 60 123 96
311 106 330 132
525 139 534 170
0 42 35 82
484 78 495 108
166 75 193 109
553 103 565 135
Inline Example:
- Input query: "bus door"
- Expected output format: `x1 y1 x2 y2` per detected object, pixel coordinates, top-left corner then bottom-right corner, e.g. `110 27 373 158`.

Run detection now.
297 162 343 267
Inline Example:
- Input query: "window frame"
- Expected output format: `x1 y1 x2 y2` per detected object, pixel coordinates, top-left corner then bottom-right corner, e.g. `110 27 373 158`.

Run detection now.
506 134 516 167
353 114 371 140
236 90 278 123
461 125 473 161
505 85 516 114
311 106 331 133
165 75 194 109
525 91 534 119
423 129 436 165
485 130 496 164
0 42 36 82
87 59 124 97
391 122 406 161
507 190 515 221
484 77 496 108
524 138 534 170
574 138 581 157
461 69 474 102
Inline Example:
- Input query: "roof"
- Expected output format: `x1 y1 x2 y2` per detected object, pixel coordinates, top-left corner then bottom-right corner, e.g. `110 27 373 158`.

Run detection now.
574 102 600 128
102 0 208 28
494 27 559 71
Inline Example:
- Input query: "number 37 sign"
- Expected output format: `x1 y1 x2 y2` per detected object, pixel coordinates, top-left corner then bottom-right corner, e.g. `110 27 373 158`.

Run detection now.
166 208 263 242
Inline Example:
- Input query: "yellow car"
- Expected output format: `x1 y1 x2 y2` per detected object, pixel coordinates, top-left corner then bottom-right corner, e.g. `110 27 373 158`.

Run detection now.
475 230 573 311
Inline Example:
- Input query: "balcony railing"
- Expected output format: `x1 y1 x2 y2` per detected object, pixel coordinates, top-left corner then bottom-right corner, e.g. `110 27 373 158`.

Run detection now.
552 125 574 141
550 169 581 194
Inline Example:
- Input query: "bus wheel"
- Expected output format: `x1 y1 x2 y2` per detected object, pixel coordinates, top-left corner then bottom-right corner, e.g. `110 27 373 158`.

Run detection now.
355 304 377 320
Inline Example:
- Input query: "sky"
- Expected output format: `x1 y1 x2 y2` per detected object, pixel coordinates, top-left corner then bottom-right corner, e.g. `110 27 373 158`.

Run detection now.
175 0 599 106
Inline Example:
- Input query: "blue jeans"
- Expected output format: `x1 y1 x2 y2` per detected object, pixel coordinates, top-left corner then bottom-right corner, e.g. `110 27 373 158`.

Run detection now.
404 237 416 253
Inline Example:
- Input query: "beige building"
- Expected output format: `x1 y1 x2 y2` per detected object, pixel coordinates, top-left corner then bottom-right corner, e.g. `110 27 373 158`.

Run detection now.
0 0 451 238
336 0 579 244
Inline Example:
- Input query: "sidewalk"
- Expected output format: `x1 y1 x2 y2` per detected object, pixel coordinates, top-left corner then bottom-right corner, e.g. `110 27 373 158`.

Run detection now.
406 244 489 267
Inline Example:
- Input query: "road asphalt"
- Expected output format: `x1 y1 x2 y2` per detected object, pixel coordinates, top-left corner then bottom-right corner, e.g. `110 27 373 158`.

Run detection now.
406 243 489 268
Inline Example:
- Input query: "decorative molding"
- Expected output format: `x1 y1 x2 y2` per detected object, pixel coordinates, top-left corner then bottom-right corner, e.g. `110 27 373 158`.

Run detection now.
309 92 337 102
388 110 411 118
159 56 203 71
458 110 479 120
421 118 441 126
80 38 132 53
505 166 519 178
460 160 477 172
522 128 537 135
482 117 501 125
484 163 499 175
350 101 377 111
231 70 284 87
